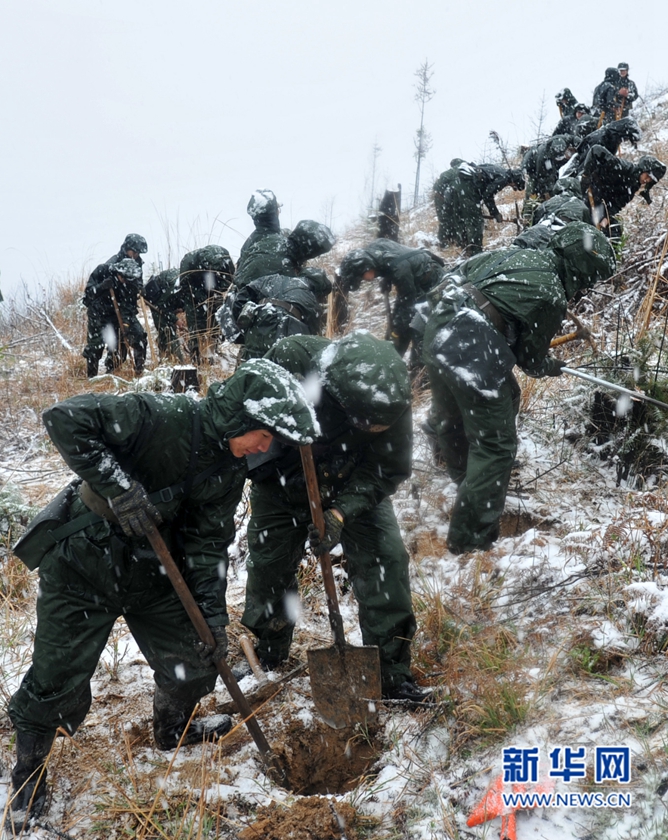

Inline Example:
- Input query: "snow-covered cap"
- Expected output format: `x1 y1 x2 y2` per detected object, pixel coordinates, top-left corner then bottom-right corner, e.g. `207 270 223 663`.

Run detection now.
112 258 142 281
317 331 410 429
201 359 320 446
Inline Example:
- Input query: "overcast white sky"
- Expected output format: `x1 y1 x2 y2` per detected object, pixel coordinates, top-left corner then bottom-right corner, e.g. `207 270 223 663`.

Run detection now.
1 0 665 298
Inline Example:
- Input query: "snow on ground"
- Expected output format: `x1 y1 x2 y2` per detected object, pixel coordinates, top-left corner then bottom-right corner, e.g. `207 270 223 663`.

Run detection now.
2 94 668 840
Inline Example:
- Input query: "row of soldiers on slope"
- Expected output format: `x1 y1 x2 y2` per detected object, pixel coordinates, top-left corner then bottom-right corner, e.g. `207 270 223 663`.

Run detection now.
82 195 336 377
432 78 665 255
556 62 639 133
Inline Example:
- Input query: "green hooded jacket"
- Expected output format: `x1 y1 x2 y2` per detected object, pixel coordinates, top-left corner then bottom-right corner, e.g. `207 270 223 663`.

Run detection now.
425 222 615 378
33 360 318 623
257 332 413 521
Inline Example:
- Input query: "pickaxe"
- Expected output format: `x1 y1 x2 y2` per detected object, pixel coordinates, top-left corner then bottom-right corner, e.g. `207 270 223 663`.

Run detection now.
550 310 597 353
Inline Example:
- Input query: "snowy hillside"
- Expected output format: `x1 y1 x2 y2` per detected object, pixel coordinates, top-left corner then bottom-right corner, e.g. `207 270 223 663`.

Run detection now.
1 89 668 840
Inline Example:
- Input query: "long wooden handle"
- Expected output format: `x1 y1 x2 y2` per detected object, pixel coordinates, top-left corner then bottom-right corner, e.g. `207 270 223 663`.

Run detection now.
300 445 346 650
144 523 282 779
240 634 269 688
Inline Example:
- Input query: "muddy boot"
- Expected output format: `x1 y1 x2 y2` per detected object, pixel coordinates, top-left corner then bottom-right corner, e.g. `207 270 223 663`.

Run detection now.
7 730 55 832
152 687 232 750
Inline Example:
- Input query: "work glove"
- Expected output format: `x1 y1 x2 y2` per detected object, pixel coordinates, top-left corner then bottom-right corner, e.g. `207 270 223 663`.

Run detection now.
194 625 228 667
98 276 114 291
308 509 345 556
109 479 163 538
545 359 567 377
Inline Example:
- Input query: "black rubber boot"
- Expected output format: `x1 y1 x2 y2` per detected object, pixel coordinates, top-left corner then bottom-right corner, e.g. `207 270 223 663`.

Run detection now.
152 687 232 750
383 679 436 706
8 730 55 832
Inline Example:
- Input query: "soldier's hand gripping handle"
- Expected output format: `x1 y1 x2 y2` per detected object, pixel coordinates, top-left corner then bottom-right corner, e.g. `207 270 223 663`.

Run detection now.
307 509 344 556
109 479 163 538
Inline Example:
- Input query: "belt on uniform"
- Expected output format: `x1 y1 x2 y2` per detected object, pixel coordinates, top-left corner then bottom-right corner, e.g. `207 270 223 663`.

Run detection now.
462 284 508 336
261 299 304 322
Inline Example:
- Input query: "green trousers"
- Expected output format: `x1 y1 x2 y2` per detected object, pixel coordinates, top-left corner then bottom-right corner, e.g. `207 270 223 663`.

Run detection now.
241 487 416 691
425 364 520 552
8 540 217 738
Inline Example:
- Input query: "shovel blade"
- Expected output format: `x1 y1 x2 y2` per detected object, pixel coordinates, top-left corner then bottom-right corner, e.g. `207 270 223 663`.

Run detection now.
308 645 382 729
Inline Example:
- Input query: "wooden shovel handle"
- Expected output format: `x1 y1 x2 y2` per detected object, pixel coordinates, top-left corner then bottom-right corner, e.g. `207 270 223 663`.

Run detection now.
300 445 347 650
240 634 269 688
144 522 282 778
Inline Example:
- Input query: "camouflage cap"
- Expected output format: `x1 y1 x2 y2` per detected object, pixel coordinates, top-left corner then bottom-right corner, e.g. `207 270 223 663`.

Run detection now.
122 234 148 254
113 258 143 282
618 63 629 71
339 248 376 282
179 245 234 275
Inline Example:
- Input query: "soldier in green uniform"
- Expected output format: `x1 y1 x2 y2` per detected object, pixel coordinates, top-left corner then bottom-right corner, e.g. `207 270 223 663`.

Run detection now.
178 245 235 363
433 161 524 254
339 239 446 364
423 223 615 554
7 360 318 829
235 216 335 290
218 268 332 360
143 267 183 360
82 258 147 377
241 331 427 702
613 63 639 120
581 145 666 236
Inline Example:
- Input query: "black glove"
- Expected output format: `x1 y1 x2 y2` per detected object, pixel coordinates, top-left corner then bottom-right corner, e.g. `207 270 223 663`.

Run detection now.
98 276 114 291
545 359 567 377
494 211 503 222
194 625 228 667
307 509 345 556
109 479 163 538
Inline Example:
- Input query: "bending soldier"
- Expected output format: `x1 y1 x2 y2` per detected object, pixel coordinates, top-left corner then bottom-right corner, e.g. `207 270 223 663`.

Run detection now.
82 257 147 377
143 267 184 361
178 245 235 364
581 145 666 235
219 268 332 360
241 331 428 702
7 360 318 830
339 239 445 365
433 160 524 253
423 223 615 554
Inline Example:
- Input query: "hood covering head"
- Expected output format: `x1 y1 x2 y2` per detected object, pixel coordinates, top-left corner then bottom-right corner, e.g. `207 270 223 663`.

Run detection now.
555 88 577 108
201 358 320 445
554 177 583 198
317 331 411 429
604 67 620 82
122 233 148 254
287 220 335 263
247 190 279 220
179 245 235 276
113 258 143 281
339 248 376 283
635 155 667 184
548 222 616 299
299 266 333 298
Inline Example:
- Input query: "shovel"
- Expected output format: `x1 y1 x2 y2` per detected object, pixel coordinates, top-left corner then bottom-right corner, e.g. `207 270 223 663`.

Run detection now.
299 445 382 730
